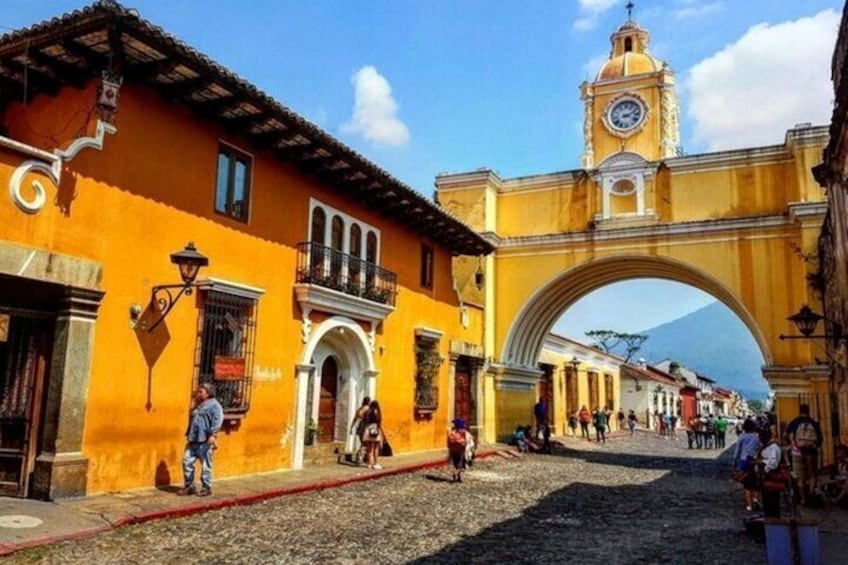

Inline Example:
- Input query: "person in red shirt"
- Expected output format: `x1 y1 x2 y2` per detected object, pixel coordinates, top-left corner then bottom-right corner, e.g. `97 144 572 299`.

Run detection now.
578 405 591 440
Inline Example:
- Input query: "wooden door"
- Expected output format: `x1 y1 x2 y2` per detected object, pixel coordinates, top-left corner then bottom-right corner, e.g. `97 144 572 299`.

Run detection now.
538 364 554 423
0 311 52 497
454 362 473 428
318 357 338 442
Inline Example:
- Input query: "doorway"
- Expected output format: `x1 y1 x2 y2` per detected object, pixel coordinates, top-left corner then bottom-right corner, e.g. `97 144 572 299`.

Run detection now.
318 357 339 442
0 309 53 497
454 357 476 435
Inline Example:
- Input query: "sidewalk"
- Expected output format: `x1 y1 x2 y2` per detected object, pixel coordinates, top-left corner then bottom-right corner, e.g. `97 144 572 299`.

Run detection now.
0 445 513 556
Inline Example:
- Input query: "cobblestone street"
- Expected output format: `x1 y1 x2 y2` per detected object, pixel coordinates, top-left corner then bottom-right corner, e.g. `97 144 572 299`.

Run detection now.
15 433 763 564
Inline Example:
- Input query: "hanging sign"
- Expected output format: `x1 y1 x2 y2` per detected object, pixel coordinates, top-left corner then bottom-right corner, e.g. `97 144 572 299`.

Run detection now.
214 355 245 380
0 314 8 343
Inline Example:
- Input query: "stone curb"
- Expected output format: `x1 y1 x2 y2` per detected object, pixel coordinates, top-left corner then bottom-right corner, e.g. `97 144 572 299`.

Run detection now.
0 448 502 556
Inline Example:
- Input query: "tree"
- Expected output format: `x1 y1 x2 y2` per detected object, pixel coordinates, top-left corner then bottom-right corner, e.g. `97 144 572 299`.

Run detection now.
747 399 764 414
585 330 648 363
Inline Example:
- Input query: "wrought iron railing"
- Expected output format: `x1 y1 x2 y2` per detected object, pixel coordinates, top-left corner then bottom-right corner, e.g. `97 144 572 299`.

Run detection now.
296 242 397 307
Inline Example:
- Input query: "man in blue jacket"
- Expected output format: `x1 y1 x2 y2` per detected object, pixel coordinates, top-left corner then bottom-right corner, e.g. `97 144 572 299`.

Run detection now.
179 383 224 497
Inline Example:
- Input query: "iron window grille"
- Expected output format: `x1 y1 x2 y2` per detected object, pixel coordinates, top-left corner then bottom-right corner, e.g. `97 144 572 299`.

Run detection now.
193 291 257 414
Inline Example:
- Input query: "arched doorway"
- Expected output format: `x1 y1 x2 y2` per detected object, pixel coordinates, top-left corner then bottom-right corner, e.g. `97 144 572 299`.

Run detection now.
294 316 377 469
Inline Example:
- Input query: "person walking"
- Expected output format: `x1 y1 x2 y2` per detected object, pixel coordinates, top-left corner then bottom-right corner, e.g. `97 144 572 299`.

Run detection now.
669 412 679 440
534 397 548 438
447 418 471 483
349 396 371 466
605 407 613 434
784 403 823 505
594 407 608 444
617 409 626 433
627 410 637 436
179 383 223 497
361 399 384 470
715 414 728 449
578 405 591 439
704 415 716 449
758 428 786 518
686 414 698 449
568 412 579 437
734 419 763 512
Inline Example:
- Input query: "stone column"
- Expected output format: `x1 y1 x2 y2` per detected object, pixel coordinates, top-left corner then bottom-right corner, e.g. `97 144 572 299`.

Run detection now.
364 370 379 401
31 287 104 500
292 364 315 471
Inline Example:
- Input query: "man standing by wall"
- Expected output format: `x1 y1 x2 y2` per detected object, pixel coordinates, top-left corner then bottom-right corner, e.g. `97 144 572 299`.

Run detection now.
785 404 823 506
179 383 224 497
534 397 548 437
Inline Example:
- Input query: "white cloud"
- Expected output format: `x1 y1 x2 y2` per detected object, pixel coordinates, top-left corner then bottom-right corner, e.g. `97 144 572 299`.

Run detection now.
574 0 619 31
673 1 722 21
341 65 410 146
686 9 838 152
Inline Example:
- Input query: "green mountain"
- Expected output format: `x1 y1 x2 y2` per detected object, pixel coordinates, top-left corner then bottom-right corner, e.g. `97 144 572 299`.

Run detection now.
635 301 769 400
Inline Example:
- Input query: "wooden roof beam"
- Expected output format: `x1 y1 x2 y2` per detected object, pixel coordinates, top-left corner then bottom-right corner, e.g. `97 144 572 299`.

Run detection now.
159 77 210 101
222 111 270 134
0 74 25 103
1 59 61 97
249 128 295 150
192 95 238 119
60 38 109 71
28 50 89 89
123 59 179 83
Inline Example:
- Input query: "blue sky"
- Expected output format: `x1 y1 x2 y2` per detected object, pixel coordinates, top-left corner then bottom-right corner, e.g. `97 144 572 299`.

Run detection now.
2 0 842 339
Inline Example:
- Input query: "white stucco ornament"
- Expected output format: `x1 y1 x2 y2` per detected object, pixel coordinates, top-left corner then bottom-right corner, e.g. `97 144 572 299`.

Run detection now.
7 119 117 214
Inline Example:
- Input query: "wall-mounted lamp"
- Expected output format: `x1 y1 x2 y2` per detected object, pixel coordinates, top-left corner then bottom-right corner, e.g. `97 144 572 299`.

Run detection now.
147 242 209 332
129 303 142 329
779 305 833 340
474 256 485 290
567 356 581 373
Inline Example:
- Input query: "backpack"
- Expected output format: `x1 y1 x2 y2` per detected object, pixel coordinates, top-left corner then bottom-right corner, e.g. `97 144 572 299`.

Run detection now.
794 420 818 448
448 430 467 454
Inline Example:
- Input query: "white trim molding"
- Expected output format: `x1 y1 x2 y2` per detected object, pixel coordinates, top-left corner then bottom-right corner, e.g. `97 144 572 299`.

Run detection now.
295 283 393 346
415 327 444 342
198 277 265 300
6 120 117 214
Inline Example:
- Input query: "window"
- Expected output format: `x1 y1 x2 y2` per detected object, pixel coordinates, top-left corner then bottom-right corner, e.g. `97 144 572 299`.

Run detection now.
215 144 251 222
588 371 599 410
311 207 326 245
420 244 434 289
195 291 257 413
624 37 633 52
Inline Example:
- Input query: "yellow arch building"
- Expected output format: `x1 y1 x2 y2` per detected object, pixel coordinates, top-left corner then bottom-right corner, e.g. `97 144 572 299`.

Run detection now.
438 16 828 444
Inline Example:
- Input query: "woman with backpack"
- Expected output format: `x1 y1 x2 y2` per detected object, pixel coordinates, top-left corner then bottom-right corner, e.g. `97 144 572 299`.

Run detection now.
447 418 471 483
361 400 384 470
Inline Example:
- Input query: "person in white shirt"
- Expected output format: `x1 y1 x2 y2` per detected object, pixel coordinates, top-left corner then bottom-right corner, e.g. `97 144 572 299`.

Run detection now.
758 429 785 518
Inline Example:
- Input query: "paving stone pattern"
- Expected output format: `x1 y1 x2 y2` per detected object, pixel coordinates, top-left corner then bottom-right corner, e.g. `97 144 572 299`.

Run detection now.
15 433 763 564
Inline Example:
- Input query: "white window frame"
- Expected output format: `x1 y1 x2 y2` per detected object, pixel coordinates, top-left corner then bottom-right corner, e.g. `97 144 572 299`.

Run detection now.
308 198 381 264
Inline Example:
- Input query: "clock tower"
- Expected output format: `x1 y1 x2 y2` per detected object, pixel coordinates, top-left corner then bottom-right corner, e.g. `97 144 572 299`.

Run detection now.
579 12 680 169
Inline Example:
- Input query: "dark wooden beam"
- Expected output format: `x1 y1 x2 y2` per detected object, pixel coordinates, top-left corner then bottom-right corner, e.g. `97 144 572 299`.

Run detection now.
249 128 295 151
1 59 61 97
28 50 89 89
159 77 209 101
61 38 109 71
191 95 238 120
222 111 270 134
108 23 127 71
123 59 179 83
0 74 25 104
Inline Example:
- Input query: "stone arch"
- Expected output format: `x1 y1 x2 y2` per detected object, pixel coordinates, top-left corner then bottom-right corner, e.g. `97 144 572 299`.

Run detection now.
293 316 377 469
501 254 771 368
300 315 376 373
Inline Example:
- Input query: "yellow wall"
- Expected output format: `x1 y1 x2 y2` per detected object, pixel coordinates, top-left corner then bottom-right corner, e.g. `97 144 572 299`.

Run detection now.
495 388 535 441
0 82 483 493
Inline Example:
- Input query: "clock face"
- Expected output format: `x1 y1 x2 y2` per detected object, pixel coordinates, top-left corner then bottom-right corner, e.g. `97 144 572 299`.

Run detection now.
609 99 644 131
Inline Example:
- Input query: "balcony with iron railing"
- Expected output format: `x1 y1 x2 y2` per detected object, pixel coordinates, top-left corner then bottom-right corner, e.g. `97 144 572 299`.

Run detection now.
294 242 397 326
